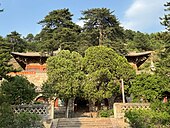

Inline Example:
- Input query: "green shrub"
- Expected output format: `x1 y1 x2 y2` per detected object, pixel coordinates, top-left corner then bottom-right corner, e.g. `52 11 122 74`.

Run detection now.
14 112 43 128
0 103 15 128
0 103 43 128
151 101 170 114
98 109 114 117
125 109 170 128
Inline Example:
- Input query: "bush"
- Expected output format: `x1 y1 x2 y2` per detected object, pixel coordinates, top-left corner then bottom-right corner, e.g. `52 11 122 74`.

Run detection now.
14 112 43 128
151 101 170 114
98 109 114 117
0 103 43 128
0 103 15 128
1 76 37 105
125 109 170 128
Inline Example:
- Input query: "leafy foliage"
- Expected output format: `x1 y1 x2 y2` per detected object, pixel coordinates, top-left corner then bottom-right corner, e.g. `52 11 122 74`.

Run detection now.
0 103 15 128
0 75 41 127
133 32 153 51
14 112 42 128
0 36 13 79
151 101 170 114
38 8 81 55
0 103 42 128
156 53 170 76
83 46 135 103
125 30 157 52
125 109 170 128
6 31 26 52
156 32 170 76
44 46 135 111
160 2 170 31
24 33 42 52
98 109 114 117
45 50 84 100
80 8 126 54
129 73 170 102
1 76 37 105
126 101 170 128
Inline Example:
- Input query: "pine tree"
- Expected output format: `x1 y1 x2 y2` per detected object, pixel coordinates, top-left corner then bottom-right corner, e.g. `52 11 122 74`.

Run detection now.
38 9 81 55
6 31 26 52
160 2 170 31
80 8 126 54
0 36 13 79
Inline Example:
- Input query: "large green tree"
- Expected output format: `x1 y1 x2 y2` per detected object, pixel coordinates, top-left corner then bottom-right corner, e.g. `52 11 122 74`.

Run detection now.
80 8 126 54
160 2 170 31
83 46 135 109
45 50 84 117
38 8 81 55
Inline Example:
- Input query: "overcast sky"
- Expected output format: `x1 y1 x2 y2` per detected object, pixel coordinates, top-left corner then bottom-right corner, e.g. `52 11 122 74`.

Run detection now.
0 0 167 37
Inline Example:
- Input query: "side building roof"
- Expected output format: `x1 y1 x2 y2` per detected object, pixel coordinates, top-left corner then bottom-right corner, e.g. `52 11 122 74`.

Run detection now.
125 51 152 68
11 52 49 69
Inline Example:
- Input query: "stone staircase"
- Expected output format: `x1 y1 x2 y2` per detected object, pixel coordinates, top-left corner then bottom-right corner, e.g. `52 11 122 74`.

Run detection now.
52 118 124 128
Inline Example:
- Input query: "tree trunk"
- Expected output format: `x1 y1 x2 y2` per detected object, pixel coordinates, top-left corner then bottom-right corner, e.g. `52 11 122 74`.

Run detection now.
99 25 103 46
108 96 116 109
97 101 101 111
65 99 69 118
89 100 97 118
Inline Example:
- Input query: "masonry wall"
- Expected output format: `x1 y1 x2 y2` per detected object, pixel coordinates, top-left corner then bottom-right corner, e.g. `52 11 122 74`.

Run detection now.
26 72 48 92
9 72 48 92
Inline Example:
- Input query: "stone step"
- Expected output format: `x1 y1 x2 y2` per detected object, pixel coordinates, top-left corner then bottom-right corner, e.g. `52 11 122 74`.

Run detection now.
58 121 112 125
58 123 112 126
54 118 123 128
57 126 113 128
58 118 113 121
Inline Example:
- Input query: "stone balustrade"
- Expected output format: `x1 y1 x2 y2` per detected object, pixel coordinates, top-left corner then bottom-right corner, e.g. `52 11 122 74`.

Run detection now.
114 103 150 119
12 104 50 119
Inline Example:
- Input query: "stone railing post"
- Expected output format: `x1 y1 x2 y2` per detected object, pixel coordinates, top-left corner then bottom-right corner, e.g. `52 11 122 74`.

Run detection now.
50 100 54 119
114 103 117 118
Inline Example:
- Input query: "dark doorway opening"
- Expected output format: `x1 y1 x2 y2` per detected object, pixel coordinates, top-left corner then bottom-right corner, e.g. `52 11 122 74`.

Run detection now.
74 97 89 112
104 98 109 106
